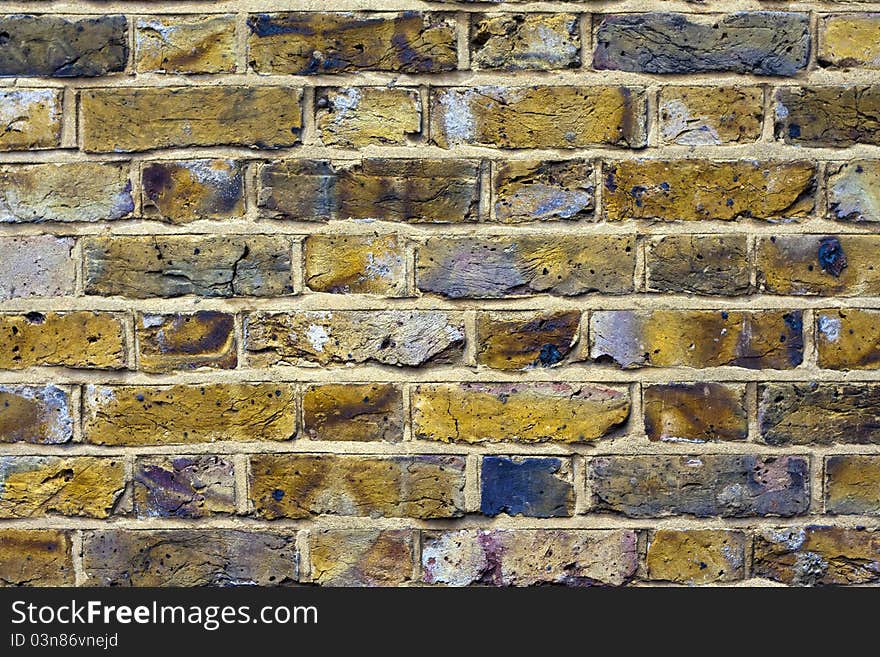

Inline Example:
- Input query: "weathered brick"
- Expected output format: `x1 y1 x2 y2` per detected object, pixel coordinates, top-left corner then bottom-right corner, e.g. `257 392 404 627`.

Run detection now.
757 235 880 296
492 160 594 223
316 87 421 148
416 236 635 298
827 161 880 224
259 159 480 223
250 454 466 519
142 160 244 224
304 234 405 296
81 87 302 152
590 455 810 518
303 384 403 442
476 310 580 370
594 12 809 76
412 382 629 444
430 86 647 149
0 236 75 300
0 15 127 77
422 530 638 587
603 159 816 221
817 309 880 370
0 530 73 586
646 235 750 296
0 89 62 151
134 456 235 518
754 527 880 585
659 86 763 146
825 456 880 514
136 15 236 74
0 456 124 518
819 14 880 69
0 312 126 370
646 530 746 584
776 86 880 146
84 235 294 298
471 14 580 70
481 456 573 518
245 310 465 367
248 12 457 74
760 383 880 445
82 530 299 586
643 383 748 443
0 163 133 223
0 385 72 445
84 383 296 445
590 310 804 369
309 530 414 586
137 311 236 373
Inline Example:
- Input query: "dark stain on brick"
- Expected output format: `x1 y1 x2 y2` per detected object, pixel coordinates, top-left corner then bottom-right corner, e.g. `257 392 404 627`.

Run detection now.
818 237 848 277
480 456 573 518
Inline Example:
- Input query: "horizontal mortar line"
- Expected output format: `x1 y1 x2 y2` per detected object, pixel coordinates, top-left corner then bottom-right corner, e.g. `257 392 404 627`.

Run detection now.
2 366 880 385
0 515 877 532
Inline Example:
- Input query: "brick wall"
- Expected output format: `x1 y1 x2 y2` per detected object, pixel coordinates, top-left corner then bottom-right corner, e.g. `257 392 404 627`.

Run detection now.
0 2 879 587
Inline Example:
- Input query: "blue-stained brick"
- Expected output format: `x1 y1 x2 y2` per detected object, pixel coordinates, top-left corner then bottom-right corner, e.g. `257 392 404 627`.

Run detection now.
480 456 573 518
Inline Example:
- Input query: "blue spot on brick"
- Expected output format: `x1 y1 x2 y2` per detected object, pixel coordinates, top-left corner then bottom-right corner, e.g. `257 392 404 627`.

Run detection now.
538 344 563 366
272 489 285 501
788 124 801 138
480 456 572 518
817 237 847 277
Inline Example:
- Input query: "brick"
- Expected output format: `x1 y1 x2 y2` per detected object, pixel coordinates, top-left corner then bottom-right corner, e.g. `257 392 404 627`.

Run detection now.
136 15 236 74
430 86 647 149
0 163 133 223
134 456 235 518
304 234 405 296
819 14 880 69
481 456 573 518
0 385 72 445
142 160 245 224
84 235 294 298
825 456 880 515
0 14 127 77
0 530 74 586
757 235 880 296
590 455 810 518
590 310 804 369
0 89 62 151
259 159 480 223
248 12 457 74
0 236 75 300
412 382 629 444
309 530 414 586
754 527 880 585
416 236 635 298
0 456 124 518
83 383 296 446
422 530 638 587
817 309 880 370
594 12 809 76
302 384 403 442
0 312 126 370
646 530 746 584
316 87 421 148
643 383 748 443
82 530 299 586
475 310 581 370
137 312 236 373
492 160 594 223
659 86 763 146
603 159 816 221
760 383 880 445
81 86 302 152
245 310 465 367
776 86 880 146
646 235 750 296
250 454 465 519
827 161 880 224
471 14 580 70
